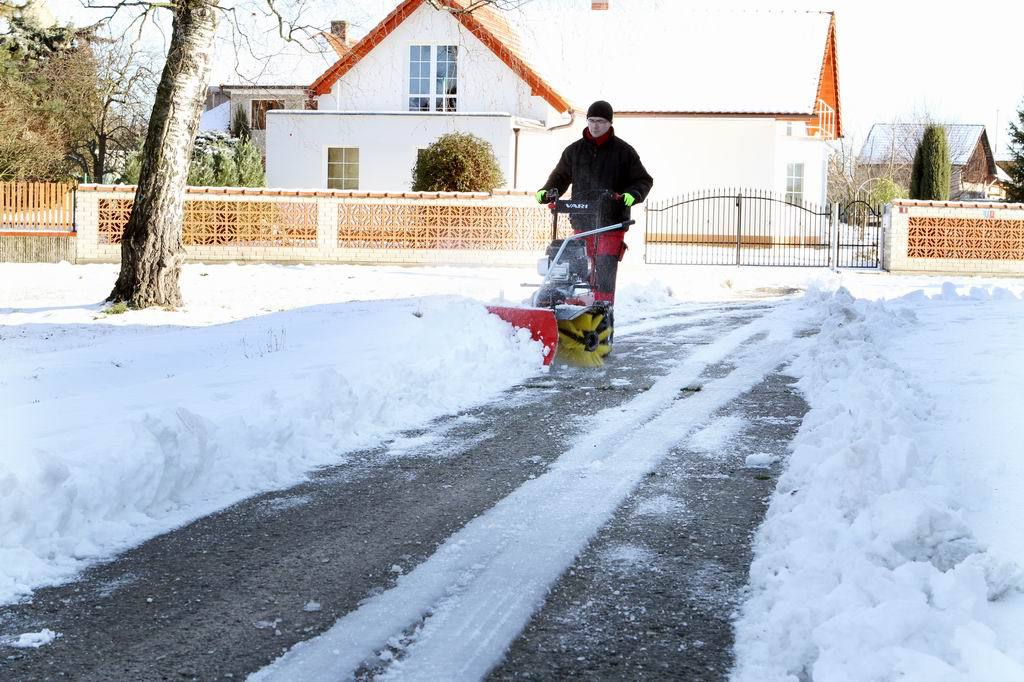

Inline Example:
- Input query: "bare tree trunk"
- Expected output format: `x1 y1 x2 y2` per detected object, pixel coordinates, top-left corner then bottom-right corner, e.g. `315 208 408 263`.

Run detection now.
93 135 107 183
108 0 218 307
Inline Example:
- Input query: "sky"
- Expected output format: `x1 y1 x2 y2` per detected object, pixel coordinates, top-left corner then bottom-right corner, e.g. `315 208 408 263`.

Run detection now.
46 0 1024 157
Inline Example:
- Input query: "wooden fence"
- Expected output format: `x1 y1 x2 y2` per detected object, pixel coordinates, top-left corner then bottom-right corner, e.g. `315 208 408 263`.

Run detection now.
0 181 76 232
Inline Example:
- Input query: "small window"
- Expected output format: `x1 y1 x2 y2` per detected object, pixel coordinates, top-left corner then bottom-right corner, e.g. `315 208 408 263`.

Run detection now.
327 147 359 190
785 162 805 204
409 45 431 111
251 99 285 130
435 45 457 112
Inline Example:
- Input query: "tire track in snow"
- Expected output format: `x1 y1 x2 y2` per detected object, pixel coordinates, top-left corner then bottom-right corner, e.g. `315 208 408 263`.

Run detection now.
250 301 816 681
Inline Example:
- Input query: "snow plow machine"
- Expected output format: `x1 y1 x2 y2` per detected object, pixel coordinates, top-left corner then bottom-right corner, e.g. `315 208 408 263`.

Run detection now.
488 190 634 367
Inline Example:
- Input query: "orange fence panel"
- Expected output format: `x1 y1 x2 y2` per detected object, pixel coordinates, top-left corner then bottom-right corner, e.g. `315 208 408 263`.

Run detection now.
0 181 75 232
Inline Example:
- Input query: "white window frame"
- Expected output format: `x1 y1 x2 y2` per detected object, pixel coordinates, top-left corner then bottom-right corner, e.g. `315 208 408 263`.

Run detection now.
434 45 458 112
407 44 458 112
785 162 805 204
408 45 431 112
327 147 359 190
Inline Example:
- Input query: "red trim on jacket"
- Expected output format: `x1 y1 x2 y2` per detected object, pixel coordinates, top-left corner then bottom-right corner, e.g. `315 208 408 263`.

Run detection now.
583 127 613 147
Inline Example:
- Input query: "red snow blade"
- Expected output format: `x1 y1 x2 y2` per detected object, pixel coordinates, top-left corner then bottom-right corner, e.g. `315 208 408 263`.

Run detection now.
487 306 559 365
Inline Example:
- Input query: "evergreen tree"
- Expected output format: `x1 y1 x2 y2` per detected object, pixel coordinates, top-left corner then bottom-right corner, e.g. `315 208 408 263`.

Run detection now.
125 132 264 187
909 143 923 199
234 140 264 186
122 149 142 184
231 106 251 141
1005 103 1024 203
187 153 216 186
211 146 238 186
909 125 951 200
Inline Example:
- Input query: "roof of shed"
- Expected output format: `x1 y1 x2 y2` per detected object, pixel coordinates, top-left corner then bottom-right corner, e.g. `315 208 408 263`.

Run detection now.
858 123 989 167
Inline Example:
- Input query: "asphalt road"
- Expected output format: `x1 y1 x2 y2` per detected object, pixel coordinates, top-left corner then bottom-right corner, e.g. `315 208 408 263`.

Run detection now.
0 300 805 681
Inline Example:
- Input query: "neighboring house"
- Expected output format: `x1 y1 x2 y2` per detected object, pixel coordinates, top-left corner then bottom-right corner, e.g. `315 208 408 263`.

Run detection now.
858 123 1006 200
199 21 355 153
264 0 842 203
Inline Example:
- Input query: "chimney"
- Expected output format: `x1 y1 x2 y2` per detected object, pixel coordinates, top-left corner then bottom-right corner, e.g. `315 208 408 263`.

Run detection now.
330 20 348 43
592 1 609 9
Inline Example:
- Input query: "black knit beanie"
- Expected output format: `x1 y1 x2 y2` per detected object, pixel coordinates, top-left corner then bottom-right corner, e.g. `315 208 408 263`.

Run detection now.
586 100 613 122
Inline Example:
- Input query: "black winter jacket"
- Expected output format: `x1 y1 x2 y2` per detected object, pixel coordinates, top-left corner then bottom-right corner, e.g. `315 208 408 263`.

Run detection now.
542 127 654 209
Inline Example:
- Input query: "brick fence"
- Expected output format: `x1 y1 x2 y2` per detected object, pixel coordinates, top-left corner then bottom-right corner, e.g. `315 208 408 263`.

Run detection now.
74 185 558 266
884 199 1024 275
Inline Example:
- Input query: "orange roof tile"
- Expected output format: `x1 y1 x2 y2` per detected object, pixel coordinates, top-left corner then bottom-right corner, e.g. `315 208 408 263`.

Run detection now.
813 13 842 138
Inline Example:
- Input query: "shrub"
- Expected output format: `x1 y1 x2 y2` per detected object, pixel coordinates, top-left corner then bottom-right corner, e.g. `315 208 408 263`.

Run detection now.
868 176 908 205
103 301 128 314
411 132 504 192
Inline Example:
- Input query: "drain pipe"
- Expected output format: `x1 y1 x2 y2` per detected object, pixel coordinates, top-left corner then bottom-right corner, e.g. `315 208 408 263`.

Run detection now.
547 109 577 133
513 127 520 188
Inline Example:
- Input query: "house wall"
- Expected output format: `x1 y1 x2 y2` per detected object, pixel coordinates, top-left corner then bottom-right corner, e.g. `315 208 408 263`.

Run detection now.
320 3 550 123
517 116 829 204
265 111 515 191
266 110 833 218
774 125 831 206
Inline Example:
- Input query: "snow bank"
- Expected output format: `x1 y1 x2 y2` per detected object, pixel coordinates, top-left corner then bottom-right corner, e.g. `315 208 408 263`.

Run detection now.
733 288 1024 681
1 297 544 605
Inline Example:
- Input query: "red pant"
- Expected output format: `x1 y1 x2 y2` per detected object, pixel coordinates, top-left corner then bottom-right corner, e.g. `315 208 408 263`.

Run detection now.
577 228 627 303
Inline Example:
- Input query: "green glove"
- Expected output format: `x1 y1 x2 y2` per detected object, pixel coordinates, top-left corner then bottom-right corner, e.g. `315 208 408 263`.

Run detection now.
535 190 547 203
623 192 636 207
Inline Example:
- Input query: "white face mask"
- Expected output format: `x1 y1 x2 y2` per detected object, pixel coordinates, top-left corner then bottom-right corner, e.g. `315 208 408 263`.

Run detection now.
587 117 611 138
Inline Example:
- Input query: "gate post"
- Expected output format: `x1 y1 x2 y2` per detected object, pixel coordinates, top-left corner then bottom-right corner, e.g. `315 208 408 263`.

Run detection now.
829 203 839 270
735 192 742 266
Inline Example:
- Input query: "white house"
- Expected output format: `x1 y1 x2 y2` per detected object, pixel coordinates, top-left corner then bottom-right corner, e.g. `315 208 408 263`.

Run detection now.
265 0 843 205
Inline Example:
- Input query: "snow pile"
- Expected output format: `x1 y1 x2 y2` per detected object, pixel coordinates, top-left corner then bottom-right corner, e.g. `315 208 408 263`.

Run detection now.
1 297 544 605
733 288 1024 680
0 629 60 649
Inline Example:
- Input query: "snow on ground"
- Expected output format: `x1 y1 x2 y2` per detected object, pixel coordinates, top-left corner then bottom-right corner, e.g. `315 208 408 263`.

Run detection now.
1 263 555 605
0 628 60 649
4 260 1024 680
733 285 1024 681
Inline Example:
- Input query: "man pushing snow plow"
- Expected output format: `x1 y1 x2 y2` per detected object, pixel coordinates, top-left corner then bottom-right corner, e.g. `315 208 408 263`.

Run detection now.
488 100 654 367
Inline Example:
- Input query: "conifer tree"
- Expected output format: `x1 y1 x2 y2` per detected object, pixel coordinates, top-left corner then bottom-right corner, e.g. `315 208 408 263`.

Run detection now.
909 125 951 200
1004 103 1024 203
231 107 251 142
234 140 264 186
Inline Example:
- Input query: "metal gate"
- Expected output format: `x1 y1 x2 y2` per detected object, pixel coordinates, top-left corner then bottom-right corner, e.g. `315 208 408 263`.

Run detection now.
836 200 882 268
644 189 881 268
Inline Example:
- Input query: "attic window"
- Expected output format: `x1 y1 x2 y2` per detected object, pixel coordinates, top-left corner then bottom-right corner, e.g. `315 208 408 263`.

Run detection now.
435 45 457 112
408 45 458 112
409 45 431 111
